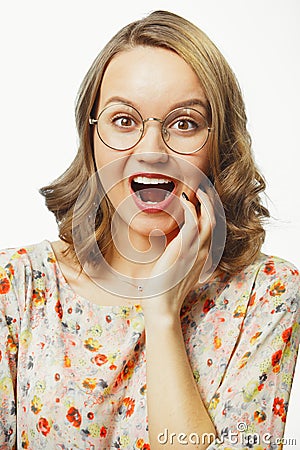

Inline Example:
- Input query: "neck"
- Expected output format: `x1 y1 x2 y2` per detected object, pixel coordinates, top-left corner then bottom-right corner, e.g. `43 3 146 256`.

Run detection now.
106 216 178 279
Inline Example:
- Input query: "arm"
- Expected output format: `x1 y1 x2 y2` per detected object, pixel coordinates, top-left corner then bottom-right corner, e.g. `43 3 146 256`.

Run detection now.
144 313 216 449
0 257 19 449
142 190 217 449
210 258 300 449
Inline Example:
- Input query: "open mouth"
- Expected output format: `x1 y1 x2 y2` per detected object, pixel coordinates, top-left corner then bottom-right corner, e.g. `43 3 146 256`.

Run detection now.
130 175 176 205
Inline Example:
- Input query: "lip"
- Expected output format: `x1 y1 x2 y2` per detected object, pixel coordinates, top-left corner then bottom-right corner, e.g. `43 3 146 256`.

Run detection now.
129 172 178 213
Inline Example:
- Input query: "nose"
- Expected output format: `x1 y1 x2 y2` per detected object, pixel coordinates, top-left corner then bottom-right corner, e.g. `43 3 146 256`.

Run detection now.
133 118 169 164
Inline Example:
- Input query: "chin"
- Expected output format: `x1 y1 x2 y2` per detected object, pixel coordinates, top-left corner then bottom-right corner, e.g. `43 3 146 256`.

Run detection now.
129 215 181 240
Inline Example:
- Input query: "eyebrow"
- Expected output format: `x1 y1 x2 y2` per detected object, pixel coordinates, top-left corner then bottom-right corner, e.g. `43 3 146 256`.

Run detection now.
102 96 209 113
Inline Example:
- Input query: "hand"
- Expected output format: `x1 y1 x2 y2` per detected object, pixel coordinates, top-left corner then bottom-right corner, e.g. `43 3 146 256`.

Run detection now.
142 187 216 318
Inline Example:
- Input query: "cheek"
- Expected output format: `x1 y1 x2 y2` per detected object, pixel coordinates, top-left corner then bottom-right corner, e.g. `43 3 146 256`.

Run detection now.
94 142 127 198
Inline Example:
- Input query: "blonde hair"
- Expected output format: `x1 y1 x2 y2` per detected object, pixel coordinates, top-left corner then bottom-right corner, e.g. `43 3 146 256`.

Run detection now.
40 10 269 275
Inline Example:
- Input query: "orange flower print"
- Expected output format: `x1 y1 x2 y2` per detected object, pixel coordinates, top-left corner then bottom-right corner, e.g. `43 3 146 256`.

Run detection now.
254 410 266 423
84 338 102 352
114 359 135 388
32 289 46 307
66 406 82 428
238 351 251 369
135 439 150 450
100 426 107 438
233 304 246 318
273 397 285 418
263 261 276 275
123 397 135 418
93 354 108 366
282 327 292 343
64 355 71 368
82 377 97 391
55 299 63 319
136 438 145 448
250 331 262 345
214 336 222 349
37 417 51 436
21 430 29 449
31 395 43 414
269 280 286 297
249 292 256 306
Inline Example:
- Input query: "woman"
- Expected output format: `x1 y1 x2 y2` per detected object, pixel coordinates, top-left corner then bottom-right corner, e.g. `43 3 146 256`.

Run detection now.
0 10 299 450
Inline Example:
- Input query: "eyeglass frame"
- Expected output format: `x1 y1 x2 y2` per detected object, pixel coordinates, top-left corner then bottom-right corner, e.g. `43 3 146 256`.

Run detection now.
89 102 213 155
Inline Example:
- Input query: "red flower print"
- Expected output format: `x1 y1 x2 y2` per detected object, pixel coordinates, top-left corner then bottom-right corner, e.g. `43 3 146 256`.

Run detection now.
0 276 10 294
93 354 108 366
263 261 276 275
271 350 282 367
17 248 27 254
37 417 51 436
143 445 151 450
100 426 107 438
273 397 285 417
123 397 135 417
87 412 94 420
282 327 292 343
66 406 82 428
55 299 63 319
203 298 215 314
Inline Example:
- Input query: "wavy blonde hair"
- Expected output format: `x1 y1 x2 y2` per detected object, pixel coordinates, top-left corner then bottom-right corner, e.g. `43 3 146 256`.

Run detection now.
40 10 269 275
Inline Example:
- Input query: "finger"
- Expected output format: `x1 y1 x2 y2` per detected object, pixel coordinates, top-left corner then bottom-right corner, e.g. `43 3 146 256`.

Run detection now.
196 188 216 241
180 192 200 244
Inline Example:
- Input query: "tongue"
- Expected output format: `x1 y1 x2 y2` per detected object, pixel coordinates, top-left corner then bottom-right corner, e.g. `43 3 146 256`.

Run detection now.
139 187 168 203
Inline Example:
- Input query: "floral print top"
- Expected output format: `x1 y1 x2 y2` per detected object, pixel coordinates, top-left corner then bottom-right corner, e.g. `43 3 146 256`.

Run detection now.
0 240 299 450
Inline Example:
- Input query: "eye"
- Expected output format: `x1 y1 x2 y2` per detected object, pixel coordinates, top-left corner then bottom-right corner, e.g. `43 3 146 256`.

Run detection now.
170 118 199 131
173 119 198 131
112 114 137 129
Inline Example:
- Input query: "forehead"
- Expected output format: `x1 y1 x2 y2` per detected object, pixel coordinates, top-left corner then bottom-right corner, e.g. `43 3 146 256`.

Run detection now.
98 46 208 115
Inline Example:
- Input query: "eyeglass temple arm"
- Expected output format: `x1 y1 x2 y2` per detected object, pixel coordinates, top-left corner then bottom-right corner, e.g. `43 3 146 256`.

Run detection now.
89 118 98 125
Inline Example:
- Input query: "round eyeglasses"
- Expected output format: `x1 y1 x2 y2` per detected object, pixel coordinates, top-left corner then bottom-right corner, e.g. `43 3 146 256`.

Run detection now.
89 103 212 155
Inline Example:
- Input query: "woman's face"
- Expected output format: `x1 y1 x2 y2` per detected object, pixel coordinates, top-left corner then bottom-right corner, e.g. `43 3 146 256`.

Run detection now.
93 46 211 241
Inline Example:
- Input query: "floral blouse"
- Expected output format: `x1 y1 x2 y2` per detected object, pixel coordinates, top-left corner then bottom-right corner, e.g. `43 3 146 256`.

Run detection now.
0 240 299 450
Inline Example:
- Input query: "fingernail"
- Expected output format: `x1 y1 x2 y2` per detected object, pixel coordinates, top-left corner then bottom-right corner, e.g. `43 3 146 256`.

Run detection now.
182 192 189 201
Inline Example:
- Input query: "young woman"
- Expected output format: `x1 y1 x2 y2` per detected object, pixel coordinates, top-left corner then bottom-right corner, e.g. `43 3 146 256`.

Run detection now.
0 10 299 450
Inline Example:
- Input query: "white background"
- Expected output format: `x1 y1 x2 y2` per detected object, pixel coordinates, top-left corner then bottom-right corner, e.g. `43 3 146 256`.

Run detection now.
0 0 299 447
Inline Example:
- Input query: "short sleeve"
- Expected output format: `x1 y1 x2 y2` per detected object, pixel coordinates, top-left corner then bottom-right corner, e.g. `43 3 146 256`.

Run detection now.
0 250 22 449
206 257 300 449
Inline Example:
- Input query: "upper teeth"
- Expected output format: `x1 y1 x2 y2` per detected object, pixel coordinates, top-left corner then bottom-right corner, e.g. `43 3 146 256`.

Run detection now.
133 176 172 184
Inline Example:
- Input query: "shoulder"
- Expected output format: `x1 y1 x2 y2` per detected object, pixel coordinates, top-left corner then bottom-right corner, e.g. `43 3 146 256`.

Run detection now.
252 253 299 300
0 240 56 298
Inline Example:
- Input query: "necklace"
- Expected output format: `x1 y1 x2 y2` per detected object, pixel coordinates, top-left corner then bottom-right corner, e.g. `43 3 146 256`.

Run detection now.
111 270 145 293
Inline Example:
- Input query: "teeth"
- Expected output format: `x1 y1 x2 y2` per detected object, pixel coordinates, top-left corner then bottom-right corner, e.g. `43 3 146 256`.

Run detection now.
133 176 172 185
